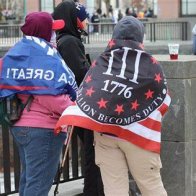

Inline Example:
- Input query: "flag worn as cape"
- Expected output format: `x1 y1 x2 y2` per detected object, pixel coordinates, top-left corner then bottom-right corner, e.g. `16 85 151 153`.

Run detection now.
56 39 171 153
0 36 78 100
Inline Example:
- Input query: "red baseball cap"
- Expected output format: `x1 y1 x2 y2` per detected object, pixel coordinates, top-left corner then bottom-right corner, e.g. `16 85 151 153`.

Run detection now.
52 19 65 30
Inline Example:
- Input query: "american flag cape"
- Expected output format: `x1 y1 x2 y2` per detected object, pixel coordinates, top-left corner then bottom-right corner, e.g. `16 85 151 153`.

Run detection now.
56 39 171 153
0 36 77 100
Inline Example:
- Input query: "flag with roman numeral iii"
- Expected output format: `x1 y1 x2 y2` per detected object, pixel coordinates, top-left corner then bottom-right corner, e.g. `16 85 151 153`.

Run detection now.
56 39 171 154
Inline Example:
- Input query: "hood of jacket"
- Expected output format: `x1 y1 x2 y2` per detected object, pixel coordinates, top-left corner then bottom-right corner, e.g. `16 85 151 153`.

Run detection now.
112 16 145 43
52 0 80 39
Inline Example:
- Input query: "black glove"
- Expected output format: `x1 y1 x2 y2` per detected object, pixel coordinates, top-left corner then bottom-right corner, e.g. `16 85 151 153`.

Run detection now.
65 83 77 102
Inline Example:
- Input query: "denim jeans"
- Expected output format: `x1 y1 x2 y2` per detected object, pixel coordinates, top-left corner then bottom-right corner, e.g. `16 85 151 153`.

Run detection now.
10 126 66 196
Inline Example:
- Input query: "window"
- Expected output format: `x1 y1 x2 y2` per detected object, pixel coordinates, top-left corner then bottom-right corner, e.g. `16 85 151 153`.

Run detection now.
144 0 158 17
181 0 196 16
40 0 54 13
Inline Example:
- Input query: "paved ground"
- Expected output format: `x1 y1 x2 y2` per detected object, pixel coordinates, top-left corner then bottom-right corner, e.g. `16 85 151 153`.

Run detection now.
49 179 83 196
10 178 84 196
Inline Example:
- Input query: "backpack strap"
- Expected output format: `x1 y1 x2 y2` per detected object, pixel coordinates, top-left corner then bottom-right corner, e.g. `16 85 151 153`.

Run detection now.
21 95 34 112
9 95 34 124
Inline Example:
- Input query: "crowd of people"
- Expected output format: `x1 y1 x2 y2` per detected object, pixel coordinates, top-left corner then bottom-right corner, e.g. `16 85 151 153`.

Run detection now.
0 0 174 196
88 6 153 35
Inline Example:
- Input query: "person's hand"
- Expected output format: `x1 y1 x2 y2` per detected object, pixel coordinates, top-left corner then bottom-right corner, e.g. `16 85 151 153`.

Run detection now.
65 84 77 101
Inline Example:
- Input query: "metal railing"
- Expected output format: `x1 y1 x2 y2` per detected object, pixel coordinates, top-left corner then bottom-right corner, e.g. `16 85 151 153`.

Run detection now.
0 25 22 46
144 21 188 42
85 21 188 43
0 21 188 47
85 22 116 44
0 99 84 195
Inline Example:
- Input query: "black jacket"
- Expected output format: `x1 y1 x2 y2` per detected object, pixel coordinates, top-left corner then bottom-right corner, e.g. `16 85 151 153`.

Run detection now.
53 0 89 86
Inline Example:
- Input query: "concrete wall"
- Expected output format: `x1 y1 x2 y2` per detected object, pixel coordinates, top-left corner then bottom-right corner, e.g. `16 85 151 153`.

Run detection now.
84 42 193 62
0 41 193 58
154 55 196 196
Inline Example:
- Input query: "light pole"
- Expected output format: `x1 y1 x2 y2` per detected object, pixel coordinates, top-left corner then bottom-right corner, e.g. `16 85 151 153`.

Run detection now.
98 0 102 9
23 0 26 18
116 0 119 8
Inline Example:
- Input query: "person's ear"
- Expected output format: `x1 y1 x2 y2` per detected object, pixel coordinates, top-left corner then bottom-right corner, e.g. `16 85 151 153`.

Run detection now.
77 18 84 29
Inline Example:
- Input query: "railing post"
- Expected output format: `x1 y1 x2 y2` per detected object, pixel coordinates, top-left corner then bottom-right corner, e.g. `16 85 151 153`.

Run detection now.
87 24 90 44
150 23 153 42
71 131 79 178
183 22 188 41
181 22 183 41
185 22 188 40
1 99 11 194
153 22 156 42
13 140 20 191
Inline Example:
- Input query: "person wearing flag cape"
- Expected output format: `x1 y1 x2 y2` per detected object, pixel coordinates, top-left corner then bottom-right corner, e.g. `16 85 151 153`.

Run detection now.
56 16 171 196
0 12 77 196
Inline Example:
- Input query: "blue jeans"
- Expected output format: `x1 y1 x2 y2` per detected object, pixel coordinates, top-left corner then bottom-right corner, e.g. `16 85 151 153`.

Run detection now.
10 126 66 196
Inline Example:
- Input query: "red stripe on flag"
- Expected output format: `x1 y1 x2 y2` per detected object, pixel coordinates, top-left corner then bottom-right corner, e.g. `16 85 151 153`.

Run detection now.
0 85 48 90
0 58 2 77
56 115 160 153
138 118 161 132
158 103 169 116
